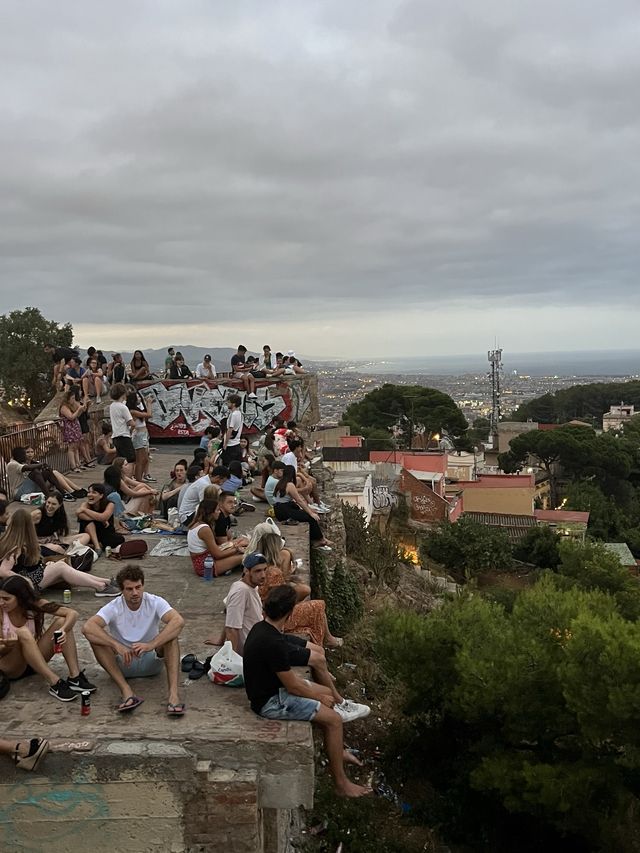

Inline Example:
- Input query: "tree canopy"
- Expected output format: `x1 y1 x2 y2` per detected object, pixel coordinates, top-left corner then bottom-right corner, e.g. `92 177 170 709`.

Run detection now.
341 383 469 450
419 517 513 583
376 573 640 850
512 379 640 425
0 307 73 415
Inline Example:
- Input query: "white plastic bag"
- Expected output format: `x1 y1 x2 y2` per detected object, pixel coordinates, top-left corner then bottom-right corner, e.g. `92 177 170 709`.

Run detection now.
20 492 45 506
264 517 281 537
207 640 244 687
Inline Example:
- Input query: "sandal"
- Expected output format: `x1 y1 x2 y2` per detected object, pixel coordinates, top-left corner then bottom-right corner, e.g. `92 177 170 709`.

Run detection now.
116 695 144 713
188 658 210 680
181 653 196 673
166 702 186 716
13 738 49 772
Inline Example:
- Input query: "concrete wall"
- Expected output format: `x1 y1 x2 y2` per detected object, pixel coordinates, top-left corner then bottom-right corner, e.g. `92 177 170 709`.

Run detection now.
459 486 534 516
0 741 309 853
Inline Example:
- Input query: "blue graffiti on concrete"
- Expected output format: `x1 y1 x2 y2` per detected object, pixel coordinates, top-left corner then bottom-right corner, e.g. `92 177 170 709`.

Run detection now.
0 784 110 852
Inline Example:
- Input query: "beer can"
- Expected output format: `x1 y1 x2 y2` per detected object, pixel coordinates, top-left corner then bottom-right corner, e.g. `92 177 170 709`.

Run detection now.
53 629 63 654
104 546 112 558
81 691 91 716
63 589 72 604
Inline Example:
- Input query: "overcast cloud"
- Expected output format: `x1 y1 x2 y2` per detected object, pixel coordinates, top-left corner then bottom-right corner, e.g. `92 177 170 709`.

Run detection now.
1 0 639 358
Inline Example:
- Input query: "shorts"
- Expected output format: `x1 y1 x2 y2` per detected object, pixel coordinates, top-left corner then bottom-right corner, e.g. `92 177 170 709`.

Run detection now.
116 650 163 678
285 634 310 667
14 478 40 500
131 430 149 451
113 435 136 463
259 688 319 721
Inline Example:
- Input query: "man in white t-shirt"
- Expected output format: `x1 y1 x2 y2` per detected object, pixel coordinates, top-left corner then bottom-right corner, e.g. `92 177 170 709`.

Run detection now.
178 465 229 525
221 394 244 466
195 354 217 379
109 383 136 463
83 565 186 714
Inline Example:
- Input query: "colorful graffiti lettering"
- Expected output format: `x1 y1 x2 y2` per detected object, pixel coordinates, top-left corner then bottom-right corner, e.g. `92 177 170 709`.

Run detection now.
137 379 310 439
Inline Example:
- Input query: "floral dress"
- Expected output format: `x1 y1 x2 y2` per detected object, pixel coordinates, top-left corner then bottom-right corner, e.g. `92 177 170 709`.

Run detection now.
259 565 326 646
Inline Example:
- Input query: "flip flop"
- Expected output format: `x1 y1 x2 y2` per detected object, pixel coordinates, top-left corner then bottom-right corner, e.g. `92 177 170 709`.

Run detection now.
188 658 210 680
116 695 144 713
181 653 196 673
166 702 186 716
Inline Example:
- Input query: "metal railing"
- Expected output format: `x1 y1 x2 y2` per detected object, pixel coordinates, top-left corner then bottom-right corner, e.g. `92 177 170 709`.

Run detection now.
0 410 105 499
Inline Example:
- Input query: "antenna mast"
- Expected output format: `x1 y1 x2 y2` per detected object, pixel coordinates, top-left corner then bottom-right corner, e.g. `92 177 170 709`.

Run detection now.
488 348 503 447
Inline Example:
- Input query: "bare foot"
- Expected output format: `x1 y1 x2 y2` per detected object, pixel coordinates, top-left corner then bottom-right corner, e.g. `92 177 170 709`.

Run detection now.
335 780 372 798
343 748 363 767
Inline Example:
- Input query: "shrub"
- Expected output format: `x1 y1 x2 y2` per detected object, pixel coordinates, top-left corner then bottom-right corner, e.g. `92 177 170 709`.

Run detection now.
311 552 363 636
375 575 640 850
342 501 401 589
419 517 512 583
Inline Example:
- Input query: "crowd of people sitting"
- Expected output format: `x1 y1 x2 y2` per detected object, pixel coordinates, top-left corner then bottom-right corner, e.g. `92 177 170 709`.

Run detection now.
0 376 372 795
45 342 307 399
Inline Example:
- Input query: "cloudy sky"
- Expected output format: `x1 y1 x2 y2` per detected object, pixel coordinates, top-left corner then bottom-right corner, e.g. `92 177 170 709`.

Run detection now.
2 1 640 359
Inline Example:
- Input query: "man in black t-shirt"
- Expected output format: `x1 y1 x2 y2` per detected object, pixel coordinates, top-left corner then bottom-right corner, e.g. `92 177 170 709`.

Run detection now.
230 345 257 399
243 584 372 799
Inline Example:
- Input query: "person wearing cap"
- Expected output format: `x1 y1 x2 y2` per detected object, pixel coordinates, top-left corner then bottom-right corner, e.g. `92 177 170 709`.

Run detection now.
196 354 217 380
243 583 372 797
226 553 369 722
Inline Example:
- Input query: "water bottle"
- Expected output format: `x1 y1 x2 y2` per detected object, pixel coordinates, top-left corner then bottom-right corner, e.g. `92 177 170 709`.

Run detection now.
203 555 214 582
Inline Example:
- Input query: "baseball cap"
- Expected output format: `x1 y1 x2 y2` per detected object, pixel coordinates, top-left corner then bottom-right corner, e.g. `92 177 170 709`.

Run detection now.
242 552 267 570
204 354 211 361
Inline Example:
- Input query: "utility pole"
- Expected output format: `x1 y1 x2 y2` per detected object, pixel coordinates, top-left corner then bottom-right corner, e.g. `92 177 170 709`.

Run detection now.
488 348 503 448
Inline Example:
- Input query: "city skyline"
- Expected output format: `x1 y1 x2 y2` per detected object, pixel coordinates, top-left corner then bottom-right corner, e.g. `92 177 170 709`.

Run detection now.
2 1 640 355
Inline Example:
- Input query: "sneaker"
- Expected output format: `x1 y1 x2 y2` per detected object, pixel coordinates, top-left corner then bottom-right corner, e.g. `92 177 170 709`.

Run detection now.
73 488 88 498
49 679 78 702
67 670 98 693
63 493 76 502
334 699 370 723
308 503 330 514
95 579 121 597
247 392 257 399
143 474 157 482
95 396 102 405
313 544 332 553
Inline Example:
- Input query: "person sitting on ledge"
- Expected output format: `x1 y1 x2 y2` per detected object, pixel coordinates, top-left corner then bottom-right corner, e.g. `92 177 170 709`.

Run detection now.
187 498 245 577
230 345 257 398
129 350 151 384
169 353 193 380
82 356 105 405
242 583 371 798
195 354 217 380
0 575 97 702
83 564 186 715
272 466 332 552
179 465 229 528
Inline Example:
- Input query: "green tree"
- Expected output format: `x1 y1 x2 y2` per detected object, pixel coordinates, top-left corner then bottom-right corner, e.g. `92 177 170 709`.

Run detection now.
513 525 560 569
419 517 512 583
553 539 640 621
468 415 490 446
512 379 640 425
564 480 623 540
341 383 469 450
0 307 73 415
375 576 640 850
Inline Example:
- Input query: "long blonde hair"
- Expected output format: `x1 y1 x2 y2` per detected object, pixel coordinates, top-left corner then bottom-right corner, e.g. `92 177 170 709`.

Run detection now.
246 524 283 567
0 507 41 565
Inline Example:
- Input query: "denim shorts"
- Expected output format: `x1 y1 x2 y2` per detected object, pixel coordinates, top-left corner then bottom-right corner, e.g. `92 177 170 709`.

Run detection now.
259 688 320 722
116 650 163 678
132 430 149 450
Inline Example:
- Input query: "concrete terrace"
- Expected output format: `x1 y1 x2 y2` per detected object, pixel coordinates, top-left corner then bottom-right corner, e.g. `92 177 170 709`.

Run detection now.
1 445 315 853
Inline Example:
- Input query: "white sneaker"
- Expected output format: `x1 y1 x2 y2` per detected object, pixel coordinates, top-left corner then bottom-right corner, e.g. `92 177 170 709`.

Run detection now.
334 699 371 723
309 503 330 514
248 392 257 399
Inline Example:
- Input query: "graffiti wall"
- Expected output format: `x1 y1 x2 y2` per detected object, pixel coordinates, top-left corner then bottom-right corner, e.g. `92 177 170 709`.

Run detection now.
137 378 312 439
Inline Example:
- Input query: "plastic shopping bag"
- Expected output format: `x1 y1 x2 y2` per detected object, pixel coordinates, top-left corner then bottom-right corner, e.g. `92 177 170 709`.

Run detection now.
207 640 244 687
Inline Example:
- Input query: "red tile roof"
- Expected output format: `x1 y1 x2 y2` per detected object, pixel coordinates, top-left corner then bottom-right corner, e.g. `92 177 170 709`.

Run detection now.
534 509 590 524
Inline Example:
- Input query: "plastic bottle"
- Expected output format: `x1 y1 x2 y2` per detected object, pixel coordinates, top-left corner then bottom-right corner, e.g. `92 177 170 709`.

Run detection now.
203 556 214 582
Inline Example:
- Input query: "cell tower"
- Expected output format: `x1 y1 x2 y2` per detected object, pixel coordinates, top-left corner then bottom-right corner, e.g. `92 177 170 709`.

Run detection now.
488 348 503 447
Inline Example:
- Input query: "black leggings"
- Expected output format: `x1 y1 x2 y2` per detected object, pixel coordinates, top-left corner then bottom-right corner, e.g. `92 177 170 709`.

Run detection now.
274 501 323 542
